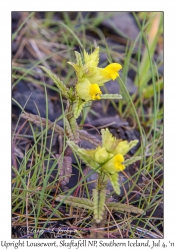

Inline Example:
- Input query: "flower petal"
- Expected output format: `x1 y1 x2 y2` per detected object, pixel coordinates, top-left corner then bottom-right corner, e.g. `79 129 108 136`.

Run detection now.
101 63 122 81
76 79 102 101
102 153 125 174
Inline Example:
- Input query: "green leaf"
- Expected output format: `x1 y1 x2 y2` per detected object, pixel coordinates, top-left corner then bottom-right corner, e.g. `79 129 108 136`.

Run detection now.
55 195 93 210
75 51 83 67
93 188 106 223
134 12 163 87
67 62 83 79
73 100 87 119
142 78 163 99
67 141 100 173
56 155 72 186
100 94 122 100
65 112 79 142
107 173 120 195
101 128 120 152
64 117 74 141
106 202 145 215
40 66 69 99
79 130 101 147
128 140 139 151
20 112 64 135
69 117 79 143
124 156 141 167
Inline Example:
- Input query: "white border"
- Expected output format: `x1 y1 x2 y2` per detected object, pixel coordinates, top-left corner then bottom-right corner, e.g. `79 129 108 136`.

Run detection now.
1 0 174 248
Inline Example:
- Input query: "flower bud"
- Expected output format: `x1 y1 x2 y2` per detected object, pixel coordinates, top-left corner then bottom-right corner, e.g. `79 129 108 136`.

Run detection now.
94 147 109 164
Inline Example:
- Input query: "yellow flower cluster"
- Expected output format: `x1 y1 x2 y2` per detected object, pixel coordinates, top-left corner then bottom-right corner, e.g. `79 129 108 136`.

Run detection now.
68 47 122 101
94 146 125 174
80 128 138 175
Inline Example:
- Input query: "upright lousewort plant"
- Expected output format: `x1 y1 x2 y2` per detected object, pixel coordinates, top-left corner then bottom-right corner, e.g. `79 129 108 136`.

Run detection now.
21 47 144 236
64 129 142 224
40 47 122 119
68 47 122 101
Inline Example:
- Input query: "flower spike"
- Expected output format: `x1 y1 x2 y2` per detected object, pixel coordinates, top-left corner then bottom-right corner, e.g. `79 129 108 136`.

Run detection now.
69 128 139 195
69 47 122 86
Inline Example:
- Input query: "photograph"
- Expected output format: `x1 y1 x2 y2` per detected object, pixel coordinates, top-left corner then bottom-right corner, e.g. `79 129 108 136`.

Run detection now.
12 11 163 239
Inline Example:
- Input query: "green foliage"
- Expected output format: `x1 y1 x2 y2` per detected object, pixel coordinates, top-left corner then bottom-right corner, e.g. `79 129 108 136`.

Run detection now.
40 66 70 99
79 130 101 147
73 100 87 119
55 192 144 224
67 141 100 173
107 173 120 195
124 156 141 167
134 12 163 88
69 117 80 142
65 117 74 141
75 51 83 67
93 188 106 223
106 202 145 215
55 195 93 210
100 93 122 100
142 78 163 98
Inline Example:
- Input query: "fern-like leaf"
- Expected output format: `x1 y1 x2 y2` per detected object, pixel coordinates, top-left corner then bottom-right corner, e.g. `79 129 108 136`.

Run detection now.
64 117 74 141
73 100 87 119
67 141 100 173
75 51 83 67
93 188 106 224
106 202 145 215
124 156 141 167
107 173 120 195
100 94 122 100
56 155 72 186
55 195 93 210
40 66 69 99
20 112 64 135
69 117 79 143
79 130 101 147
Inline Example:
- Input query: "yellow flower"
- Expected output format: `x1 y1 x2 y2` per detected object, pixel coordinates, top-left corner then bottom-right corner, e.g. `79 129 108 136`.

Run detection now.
94 146 125 174
76 78 102 101
101 128 138 156
100 63 122 81
102 153 125 174
79 128 138 175
71 129 139 196
69 47 122 86
84 50 122 86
